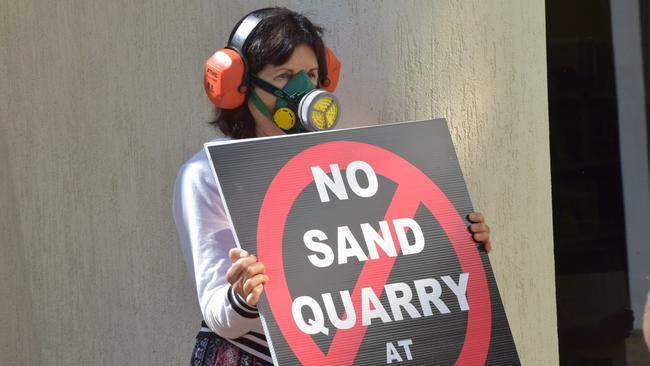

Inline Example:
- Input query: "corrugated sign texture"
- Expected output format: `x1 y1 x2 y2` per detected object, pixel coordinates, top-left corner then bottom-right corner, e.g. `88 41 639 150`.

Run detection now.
206 120 520 365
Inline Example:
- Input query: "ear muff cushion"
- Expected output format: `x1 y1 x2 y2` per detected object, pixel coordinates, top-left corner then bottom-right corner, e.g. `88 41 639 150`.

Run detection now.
322 47 341 93
204 48 247 109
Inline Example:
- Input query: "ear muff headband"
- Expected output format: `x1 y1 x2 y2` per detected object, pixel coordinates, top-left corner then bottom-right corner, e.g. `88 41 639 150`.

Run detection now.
204 8 341 109
227 8 274 53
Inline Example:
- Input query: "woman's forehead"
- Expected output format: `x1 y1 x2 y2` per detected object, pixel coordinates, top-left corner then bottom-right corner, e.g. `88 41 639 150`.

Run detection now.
266 44 319 73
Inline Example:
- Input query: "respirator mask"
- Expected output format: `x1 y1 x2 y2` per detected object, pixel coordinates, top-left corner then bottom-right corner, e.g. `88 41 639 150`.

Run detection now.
250 71 340 134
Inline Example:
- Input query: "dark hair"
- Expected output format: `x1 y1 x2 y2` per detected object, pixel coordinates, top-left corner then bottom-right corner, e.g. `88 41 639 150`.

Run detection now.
210 7 326 139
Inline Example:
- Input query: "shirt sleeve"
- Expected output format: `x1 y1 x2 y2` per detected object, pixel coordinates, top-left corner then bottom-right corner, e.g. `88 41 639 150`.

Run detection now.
172 154 261 339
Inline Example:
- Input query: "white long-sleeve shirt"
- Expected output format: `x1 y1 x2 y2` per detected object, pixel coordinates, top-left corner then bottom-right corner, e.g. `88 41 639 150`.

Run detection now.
172 136 271 362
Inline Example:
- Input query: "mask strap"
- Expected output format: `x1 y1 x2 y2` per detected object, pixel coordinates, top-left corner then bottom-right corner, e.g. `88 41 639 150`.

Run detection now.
249 89 275 121
250 75 303 102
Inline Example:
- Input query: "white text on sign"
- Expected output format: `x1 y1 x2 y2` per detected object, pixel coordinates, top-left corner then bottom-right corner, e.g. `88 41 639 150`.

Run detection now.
386 339 414 363
303 218 424 267
292 161 470 342
291 274 470 335
311 161 378 203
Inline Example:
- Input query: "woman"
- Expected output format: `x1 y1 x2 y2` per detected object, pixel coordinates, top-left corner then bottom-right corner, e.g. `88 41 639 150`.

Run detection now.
173 7 493 366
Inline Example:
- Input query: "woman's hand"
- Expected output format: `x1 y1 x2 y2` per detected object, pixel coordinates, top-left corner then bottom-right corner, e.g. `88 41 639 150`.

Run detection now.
468 212 492 252
226 248 269 306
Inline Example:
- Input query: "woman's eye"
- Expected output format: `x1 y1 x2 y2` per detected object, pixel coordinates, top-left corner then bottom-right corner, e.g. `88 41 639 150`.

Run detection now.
276 73 292 80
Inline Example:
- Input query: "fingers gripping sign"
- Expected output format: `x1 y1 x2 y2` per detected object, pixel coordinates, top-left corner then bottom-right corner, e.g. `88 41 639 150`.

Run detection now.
227 248 269 306
468 212 493 252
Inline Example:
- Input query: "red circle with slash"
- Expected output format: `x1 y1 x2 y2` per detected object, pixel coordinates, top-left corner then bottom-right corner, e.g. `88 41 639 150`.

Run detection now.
257 141 491 365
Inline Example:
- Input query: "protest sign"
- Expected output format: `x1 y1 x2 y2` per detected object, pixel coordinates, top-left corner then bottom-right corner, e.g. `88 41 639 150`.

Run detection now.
205 119 520 365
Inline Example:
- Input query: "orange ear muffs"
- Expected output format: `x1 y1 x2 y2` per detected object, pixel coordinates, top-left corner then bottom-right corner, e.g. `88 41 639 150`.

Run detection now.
204 48 248 109
321 47 341 93
206 46 342 109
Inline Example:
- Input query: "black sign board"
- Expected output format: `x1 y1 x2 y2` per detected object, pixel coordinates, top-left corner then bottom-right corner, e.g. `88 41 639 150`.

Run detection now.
205 119 520 365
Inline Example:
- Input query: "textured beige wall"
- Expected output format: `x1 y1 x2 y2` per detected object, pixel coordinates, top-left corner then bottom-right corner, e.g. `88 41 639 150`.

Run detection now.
0 1 556 365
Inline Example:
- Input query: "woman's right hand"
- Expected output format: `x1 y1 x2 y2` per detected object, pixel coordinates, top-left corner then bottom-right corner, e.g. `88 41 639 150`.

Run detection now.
226 248 269 306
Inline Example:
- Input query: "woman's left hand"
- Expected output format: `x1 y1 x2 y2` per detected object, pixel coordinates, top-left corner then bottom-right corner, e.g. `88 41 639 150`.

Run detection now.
468 212 492 252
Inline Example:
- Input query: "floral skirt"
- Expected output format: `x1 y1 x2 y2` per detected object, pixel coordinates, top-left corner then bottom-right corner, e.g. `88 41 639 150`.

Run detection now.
190 330 273 366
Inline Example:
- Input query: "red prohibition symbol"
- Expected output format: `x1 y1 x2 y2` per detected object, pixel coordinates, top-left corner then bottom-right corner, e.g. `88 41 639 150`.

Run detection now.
257 141 492 365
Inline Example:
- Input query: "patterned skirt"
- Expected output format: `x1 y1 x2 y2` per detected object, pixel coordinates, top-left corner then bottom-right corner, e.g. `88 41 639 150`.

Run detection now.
190 330 274 366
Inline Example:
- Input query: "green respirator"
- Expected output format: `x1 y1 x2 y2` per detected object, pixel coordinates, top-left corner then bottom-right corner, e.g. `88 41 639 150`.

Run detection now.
250 71 340 134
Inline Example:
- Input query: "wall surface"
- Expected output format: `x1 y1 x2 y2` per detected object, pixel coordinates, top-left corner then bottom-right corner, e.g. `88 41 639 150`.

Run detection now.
0 1 557 365
611 0 650 331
